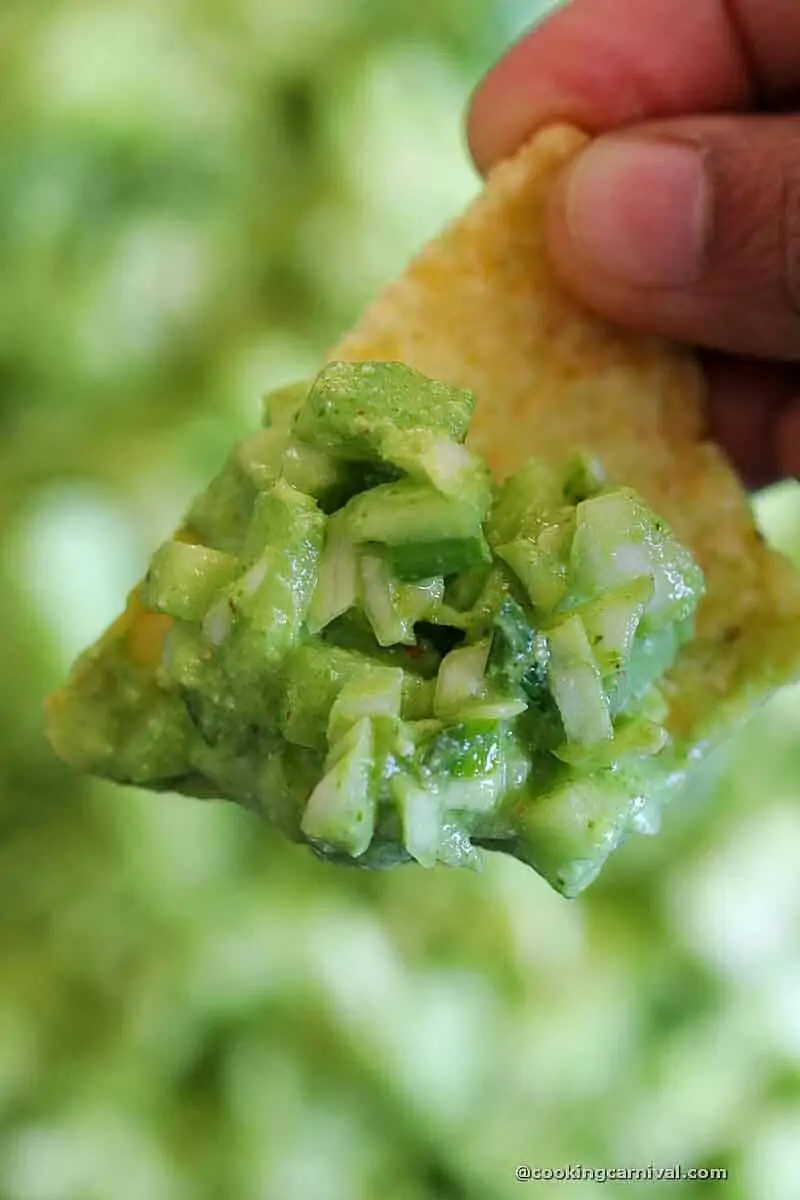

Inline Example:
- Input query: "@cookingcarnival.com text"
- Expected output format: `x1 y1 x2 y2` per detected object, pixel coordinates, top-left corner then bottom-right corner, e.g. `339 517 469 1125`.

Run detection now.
515 1164 728 1184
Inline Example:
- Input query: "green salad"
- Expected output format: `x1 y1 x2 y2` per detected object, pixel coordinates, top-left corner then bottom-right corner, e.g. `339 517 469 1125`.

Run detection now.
70 360 703 897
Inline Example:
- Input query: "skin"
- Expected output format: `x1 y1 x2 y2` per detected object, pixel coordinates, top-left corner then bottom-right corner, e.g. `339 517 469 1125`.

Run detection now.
466 0 800 486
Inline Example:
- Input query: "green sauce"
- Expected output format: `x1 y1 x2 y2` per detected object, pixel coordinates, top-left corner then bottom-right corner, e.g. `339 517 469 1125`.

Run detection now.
81 362 707 895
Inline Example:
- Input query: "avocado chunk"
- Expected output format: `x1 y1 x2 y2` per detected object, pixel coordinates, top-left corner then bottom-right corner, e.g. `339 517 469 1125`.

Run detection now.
294 360 475 457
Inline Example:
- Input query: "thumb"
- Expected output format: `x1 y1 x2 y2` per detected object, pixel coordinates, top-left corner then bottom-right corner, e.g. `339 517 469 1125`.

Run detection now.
547 115 800 361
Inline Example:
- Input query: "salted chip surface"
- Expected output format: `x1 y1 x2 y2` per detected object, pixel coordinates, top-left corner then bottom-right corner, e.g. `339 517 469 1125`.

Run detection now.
330 124 800 751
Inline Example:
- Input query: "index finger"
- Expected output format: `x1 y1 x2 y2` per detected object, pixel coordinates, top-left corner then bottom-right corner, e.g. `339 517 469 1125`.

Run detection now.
467 0 800 174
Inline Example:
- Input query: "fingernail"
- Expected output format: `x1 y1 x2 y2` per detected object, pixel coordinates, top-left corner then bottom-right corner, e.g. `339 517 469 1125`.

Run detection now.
563 137 709 288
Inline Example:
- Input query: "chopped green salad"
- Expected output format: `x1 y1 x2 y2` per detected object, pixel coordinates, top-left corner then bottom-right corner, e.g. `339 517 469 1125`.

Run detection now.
121 362 705 896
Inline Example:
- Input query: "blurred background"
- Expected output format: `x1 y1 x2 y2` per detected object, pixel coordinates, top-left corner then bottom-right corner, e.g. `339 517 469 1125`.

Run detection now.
2 1 800 1197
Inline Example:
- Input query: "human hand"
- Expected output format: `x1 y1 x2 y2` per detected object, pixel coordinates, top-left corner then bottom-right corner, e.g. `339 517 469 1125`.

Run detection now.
467 0 800 487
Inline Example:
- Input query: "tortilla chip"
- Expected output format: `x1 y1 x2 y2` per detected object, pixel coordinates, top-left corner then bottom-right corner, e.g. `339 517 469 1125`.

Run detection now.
48 123 800 792
330 124 800 751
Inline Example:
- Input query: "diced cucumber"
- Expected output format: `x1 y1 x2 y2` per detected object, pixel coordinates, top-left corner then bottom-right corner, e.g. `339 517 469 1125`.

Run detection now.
358 553 413 646
498 539 569 611
388 535 492 582
141 541 238 622
421 720 528 807
301 717 375 857
487 459 565 547
537 518 575 560
371 713 416 774
343 473 491 581
327 666 404 746
555 716 667 769
307 514 359 634
421 722 529 819
571 489 704 627
393 777 442 868
610 619 692 714
344 477 490 547
514 770 636 898
578 576 652 677
294 361 475 457
434 641 490 719
547 615 613 745
395 577 445 626
435 773 508 814
379 429 490 499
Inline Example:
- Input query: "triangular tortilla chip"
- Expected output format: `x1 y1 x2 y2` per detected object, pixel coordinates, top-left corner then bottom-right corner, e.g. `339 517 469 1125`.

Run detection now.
48 124 800 798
